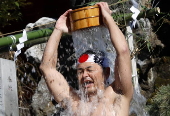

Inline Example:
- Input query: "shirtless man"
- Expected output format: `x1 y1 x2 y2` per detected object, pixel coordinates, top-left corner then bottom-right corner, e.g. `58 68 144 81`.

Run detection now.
40 2 133 116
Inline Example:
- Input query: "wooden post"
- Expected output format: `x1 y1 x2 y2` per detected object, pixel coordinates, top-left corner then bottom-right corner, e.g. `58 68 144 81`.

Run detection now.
126 26 148 115
0 58 19 116
126 26 140 93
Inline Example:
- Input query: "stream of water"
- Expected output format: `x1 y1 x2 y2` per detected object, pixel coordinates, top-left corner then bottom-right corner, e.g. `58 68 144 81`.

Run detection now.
72 25 116 85
71 25 148 116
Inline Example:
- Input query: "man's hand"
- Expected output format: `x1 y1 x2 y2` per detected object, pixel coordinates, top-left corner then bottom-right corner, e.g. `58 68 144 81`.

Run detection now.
55 9 72 33
96 2 112 27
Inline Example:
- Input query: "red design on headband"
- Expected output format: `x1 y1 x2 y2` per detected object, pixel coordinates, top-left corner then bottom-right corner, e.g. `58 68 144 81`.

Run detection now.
79 54 88 63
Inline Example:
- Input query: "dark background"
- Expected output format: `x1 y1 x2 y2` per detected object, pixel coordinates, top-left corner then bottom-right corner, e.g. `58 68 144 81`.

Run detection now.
2 0 70 33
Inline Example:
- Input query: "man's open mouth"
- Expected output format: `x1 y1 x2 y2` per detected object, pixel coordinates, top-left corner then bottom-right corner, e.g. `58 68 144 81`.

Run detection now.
83 77 94 88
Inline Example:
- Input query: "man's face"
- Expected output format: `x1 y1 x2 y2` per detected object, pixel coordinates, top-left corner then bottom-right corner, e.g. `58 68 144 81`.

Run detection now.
77 62 105 95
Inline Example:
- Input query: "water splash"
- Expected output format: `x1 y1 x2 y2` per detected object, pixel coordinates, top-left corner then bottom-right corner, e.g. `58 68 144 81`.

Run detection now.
72 25 116 85
60 88 119 116
58 26 119 115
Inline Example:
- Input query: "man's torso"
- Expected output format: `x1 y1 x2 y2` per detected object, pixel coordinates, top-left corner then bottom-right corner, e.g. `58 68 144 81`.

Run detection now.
63 86 130 116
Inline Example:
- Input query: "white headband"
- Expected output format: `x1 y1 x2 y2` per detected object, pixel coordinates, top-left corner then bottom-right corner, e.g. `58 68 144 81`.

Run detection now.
77 54 109 67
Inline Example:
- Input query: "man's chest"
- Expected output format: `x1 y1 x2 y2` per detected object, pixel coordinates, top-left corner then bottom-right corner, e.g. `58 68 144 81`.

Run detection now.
91 102 116 116
73 98 116 116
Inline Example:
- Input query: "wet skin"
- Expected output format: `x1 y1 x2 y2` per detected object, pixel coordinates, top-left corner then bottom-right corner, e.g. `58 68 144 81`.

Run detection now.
64 62 130 116
77 62 106 96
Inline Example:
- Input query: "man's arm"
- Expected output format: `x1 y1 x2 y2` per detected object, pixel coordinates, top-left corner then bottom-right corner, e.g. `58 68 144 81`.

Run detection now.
40 9 76 104
97 2 133 99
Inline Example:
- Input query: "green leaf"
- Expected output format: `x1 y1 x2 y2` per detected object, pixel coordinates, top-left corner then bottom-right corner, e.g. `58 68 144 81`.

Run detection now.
147 42 151 52
15 2 19 7
86 2 99 6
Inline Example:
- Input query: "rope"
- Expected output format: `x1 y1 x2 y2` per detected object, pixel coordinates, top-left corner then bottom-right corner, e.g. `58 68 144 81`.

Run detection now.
0 21 56 37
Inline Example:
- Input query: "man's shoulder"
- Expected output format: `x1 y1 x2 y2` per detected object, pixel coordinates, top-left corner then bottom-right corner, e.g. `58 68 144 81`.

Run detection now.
105 86 131 105
104 86 118 100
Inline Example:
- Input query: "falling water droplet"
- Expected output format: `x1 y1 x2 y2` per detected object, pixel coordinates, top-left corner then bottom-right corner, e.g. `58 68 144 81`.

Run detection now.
24 73 27 78
32 67 35 73
21 77 24 83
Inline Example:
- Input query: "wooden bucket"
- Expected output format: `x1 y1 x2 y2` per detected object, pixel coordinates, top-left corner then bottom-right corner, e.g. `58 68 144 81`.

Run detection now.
69 5 102 31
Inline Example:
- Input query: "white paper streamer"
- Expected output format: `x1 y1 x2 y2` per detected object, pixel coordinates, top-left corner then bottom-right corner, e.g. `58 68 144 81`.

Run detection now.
14 50 21 61
19 29 27 43
14 29 28 61
16 43 24 51
130 6 140 28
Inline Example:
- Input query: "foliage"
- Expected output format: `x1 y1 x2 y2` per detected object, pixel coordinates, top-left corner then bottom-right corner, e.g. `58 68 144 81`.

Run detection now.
16 57 41 115
75 1 99 8
5 51 41 115
85 2 99 6
0 0 31 28
147 85 170 116
135 32 153 54
154 13 170 33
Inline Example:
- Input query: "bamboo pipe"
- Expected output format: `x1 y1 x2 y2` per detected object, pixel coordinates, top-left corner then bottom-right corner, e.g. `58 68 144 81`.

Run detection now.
0 28 54 48
0 34 71 53
112 7 160 23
